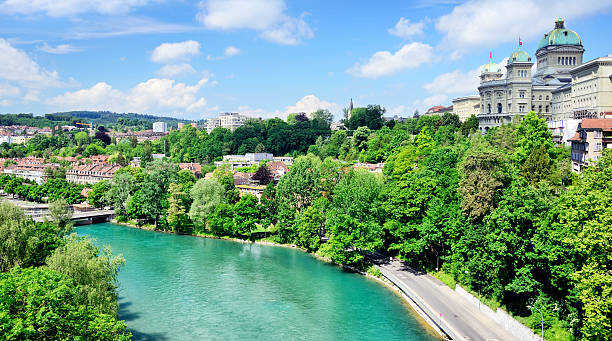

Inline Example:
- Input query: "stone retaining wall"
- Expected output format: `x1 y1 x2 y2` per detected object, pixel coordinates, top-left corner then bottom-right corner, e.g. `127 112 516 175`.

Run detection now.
455 285 545 341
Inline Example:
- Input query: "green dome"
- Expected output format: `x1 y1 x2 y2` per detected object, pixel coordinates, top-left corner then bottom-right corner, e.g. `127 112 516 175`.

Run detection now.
509 50 530 62
538 18 582 49
482 61 501 74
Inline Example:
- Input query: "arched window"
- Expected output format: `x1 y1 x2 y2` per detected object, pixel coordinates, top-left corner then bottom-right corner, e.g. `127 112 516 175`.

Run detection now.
498 103 502 113
488 104 491 113
538 105 542 113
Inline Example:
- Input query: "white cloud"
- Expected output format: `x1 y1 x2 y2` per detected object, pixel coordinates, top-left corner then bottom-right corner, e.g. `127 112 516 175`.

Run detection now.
46 77 210 115
348 42 433 78
389 105 411 116
0 0 152 17
285 95 340 115
423 57 508 96
258 13 313 45
0 39 63 90
435 0 612 54
224 46 241 57
0 83 21 106
37 42 82 54
67 17 198 40
155 63 196 78
151 40 201 63
207 46 242 60
413 94 448 113
197 0 314 45
388 17 425 39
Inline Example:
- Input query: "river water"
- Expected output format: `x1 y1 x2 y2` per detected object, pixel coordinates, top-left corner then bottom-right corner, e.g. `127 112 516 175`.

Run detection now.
77 223 440 340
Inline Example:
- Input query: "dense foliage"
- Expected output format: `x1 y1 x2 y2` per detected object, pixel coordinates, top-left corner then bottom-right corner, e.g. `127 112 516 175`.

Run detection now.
4 107 609 340
0 200 130 340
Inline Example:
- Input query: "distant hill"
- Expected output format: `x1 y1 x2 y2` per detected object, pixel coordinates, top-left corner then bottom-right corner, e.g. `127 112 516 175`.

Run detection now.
0 111 194 129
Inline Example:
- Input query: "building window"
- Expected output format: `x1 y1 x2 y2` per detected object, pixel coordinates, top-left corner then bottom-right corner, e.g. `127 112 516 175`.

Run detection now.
546 95 549 100
519 104 525 113
488 104 491 113
539 95 542 100
595 142 602 152
538 105 542 113
546 105 549 113
520 91 525 98
498 103 502 113
594 130 602 138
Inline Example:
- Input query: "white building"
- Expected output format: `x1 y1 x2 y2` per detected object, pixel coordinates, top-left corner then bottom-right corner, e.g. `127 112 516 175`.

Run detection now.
206 113 248 133
152 121 168 133
66 164 121 185
452 96 480 122
214 153 293 170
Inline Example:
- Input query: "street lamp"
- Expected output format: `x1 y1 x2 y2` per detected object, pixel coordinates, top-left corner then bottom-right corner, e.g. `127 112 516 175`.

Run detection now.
527 304 544 341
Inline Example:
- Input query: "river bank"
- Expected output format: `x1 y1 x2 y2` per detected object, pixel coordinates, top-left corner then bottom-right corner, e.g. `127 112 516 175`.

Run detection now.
108 219 445 339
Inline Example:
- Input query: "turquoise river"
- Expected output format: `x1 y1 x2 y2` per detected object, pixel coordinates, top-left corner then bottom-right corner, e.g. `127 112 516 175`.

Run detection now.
77 223 440 340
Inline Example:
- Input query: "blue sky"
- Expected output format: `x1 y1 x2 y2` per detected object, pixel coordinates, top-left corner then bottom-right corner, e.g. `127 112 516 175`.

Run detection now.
0 0 611 121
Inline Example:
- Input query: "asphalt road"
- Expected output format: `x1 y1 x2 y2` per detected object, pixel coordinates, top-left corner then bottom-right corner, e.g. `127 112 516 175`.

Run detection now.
371 256 519 341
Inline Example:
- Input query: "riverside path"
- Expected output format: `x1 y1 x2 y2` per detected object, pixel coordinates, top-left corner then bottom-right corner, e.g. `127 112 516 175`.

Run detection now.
369 255 520 341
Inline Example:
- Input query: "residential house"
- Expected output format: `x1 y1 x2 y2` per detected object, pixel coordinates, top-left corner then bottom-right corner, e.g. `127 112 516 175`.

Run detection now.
569 118 612 172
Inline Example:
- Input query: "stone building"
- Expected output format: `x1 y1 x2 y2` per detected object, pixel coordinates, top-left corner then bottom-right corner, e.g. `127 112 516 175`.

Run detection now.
452 96 480 122
471 18 612 146
476 18 584 134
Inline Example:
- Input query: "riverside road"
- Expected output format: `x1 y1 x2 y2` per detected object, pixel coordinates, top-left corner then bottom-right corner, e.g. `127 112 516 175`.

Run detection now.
370 256 519 341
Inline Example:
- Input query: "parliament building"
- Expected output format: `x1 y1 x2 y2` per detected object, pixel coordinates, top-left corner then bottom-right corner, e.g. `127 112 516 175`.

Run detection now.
474 18 612 144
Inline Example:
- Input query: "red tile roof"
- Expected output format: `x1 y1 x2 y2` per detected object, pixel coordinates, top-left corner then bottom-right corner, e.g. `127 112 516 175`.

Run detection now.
580 118 612 131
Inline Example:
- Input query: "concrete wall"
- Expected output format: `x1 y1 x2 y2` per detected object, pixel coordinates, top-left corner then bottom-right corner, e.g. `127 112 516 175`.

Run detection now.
455 285 545 341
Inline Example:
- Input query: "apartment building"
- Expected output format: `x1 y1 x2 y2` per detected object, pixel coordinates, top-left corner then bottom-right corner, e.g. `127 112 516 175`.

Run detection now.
66 163 121 185
214 153 293 170
569 119 612 172
206 113 248 133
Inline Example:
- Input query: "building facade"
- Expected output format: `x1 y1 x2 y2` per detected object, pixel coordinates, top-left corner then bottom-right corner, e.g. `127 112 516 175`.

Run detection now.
214 153 293 170
206 113 248 133
2 157 58 184
569 119 612 172
66 164 121 185
476 18 585 134
452 96 480 122
152 122 168 133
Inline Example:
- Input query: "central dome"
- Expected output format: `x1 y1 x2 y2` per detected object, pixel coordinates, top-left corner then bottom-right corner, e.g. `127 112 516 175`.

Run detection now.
509 50 531 62
482 61 501 74
538 18 582 49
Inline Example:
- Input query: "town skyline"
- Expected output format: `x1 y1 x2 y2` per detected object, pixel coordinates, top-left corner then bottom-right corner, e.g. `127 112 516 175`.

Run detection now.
1 0 612 120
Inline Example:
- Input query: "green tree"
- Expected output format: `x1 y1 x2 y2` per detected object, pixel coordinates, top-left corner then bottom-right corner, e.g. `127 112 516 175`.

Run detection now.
0 267 131 340
88 180 111 209
141 140 153 167
521 144 553 184
324 169 384 265
295 205 325 251
189 178 225 230
514 111 555 166
46 198 73 236
46 235 125 316
458 140 509 222
234 194 260 237
275 155 322 242
167 183 190 232
207 203 236 236
0 201 61 271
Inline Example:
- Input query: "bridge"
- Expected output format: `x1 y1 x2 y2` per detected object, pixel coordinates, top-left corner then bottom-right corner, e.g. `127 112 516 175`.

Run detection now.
32 209 114 225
